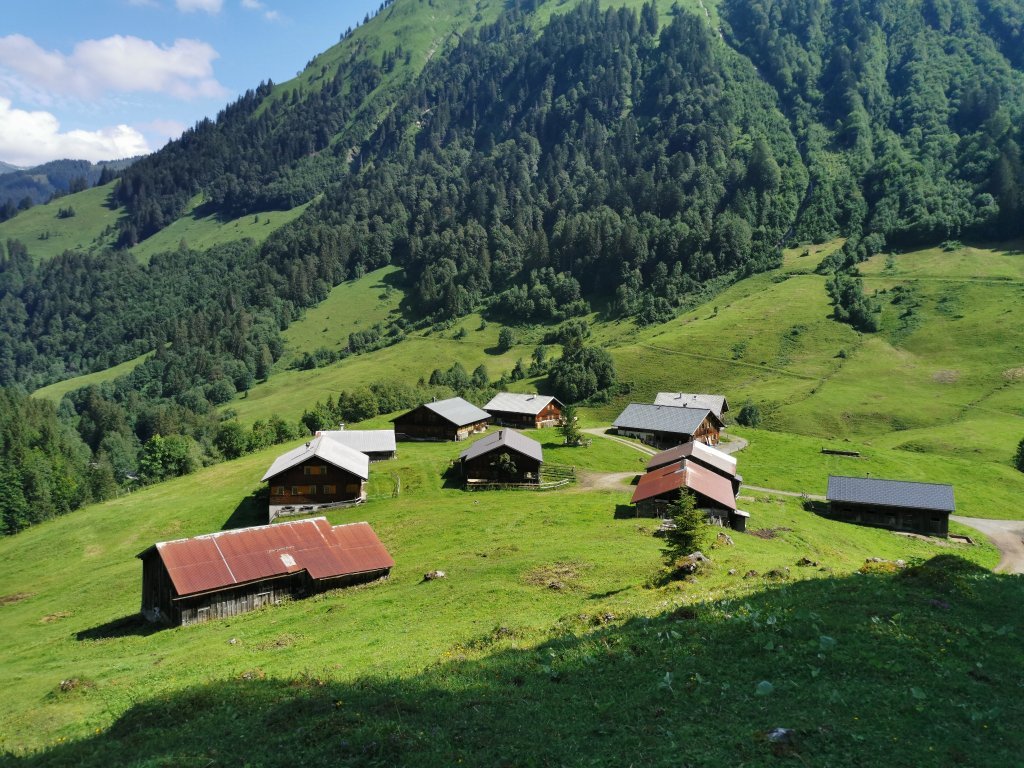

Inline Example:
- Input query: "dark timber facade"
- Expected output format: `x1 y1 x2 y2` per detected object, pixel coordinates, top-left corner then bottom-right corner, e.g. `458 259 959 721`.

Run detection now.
826 476 955 537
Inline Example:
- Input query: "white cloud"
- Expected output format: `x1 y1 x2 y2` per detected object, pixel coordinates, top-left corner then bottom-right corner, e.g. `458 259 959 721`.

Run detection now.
0 97 150 166
240 0 280 21
177 0 223 12
0 34 226 101
141 118 187 146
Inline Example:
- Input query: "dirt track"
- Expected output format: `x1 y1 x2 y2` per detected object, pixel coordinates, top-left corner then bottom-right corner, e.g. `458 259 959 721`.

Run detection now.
950 516 1024 574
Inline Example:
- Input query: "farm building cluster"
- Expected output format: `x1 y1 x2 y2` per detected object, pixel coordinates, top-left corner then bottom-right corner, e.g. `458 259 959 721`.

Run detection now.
138 388 960 628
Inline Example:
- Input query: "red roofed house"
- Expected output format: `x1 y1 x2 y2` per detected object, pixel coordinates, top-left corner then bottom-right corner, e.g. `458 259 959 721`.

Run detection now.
631 460 745 530
137 517 393 626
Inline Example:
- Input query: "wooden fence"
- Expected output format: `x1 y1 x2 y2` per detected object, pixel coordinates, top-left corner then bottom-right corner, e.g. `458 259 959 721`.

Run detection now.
464 463 576 492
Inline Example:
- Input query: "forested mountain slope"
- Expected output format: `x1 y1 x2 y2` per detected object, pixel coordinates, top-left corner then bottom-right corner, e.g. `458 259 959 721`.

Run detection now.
2 0 1024 531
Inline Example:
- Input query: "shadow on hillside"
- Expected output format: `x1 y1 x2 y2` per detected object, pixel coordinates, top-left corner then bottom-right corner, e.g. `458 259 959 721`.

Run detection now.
76 613 162 641
222 492 267 530
22 557 1023 766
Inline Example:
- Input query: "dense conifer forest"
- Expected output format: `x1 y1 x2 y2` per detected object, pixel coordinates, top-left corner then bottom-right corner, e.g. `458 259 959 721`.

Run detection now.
3 0 1024 531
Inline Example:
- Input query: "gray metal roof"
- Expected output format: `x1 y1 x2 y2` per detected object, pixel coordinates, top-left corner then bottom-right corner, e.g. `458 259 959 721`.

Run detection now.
613 403 718 436
484 392 562 416
262 435 370 482
459 428 544 464
423 397 491 427
654 392 730 417
827 476 955 513
315 429 396 454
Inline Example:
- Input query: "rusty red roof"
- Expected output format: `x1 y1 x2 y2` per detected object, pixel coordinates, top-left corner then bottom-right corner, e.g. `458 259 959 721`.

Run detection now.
631 460 736 510
139 518 393 598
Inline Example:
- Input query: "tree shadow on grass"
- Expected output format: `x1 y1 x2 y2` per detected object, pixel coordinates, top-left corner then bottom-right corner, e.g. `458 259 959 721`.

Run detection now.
23 557 1024 767
76 613 163 641
441 462 465 490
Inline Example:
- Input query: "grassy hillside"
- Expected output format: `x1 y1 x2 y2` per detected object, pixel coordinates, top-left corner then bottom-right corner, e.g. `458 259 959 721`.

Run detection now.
0 426 1002 759
0 184 120 261
31 353 152 403
211 240 1024 518
129 201 313 264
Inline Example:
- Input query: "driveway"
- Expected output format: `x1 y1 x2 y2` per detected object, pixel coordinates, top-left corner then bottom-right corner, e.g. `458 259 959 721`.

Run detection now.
950 516 1024 574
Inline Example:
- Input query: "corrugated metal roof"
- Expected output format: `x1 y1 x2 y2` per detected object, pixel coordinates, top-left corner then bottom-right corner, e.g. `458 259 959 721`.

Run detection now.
459 428 544 464
315 429 396 454
631 460 736 510
613 403 720 436
423 397 491 426
483 392 562 416
141 518 393 598
827 476 955 512
261 435 369 482
647 441 737 477
654 392 730 417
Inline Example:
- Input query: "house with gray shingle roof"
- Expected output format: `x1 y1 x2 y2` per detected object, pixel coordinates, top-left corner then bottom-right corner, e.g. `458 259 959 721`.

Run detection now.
612 403 723 449
459 428 544 484
392 397 490 441
654 392 730 421
826 476 955 537
262 435 370 521
484 392 563 428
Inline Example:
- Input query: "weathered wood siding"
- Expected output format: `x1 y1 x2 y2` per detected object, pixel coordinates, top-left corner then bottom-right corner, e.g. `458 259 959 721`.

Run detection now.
829 502 949 537
176 576 302 626
394 406 488 441
617 415 721 450
140 552 175 624
266 457 365 507
463 451 542 484
489 402 562 429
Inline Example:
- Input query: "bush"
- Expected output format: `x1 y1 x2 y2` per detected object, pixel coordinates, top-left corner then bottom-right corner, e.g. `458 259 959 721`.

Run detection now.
736 401 762 428
1015 437 1024 473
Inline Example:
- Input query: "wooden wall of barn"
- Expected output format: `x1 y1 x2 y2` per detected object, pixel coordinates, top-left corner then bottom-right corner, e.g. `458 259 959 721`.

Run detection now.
830 502 949 537
395 407 488 441
176 575 302 626
462 451 541 483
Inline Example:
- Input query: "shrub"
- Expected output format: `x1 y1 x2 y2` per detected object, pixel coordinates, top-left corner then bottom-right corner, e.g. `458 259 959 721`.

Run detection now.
736 401 762 428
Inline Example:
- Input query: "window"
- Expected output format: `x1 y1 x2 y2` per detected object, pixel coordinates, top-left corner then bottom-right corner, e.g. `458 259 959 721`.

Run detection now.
322 484 336 495
272 486 287 496
291 485 316 496
304 465 328 476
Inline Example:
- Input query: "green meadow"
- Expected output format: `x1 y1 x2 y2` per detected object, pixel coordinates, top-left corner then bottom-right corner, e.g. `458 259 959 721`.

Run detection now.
32 353 152 403
6 236 1024 762
0 184 121 262
0 425 1009 763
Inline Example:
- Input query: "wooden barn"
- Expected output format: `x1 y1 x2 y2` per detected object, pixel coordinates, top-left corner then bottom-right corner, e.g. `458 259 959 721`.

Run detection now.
459 428 544 485
826 476 955 537
612 403 723 448
483 392 564 429
314 429 397 462
654 392 730 422
137 518 393 626
262 435 369 521
392 397 490 441
646 441 742 494
630 460 744 530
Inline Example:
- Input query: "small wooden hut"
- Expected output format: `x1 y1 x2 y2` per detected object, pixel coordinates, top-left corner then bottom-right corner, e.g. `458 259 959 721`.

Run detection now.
826 476 954 537
138 518 393 626
612 403 723 448
459 428 544 485
483 393 563 429
392 397 490 441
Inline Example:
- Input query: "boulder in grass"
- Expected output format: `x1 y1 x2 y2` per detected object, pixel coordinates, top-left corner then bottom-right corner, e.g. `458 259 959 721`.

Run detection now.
423 570 447 581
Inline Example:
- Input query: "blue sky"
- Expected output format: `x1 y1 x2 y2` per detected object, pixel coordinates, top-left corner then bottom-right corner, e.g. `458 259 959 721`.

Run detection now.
0 0 383 167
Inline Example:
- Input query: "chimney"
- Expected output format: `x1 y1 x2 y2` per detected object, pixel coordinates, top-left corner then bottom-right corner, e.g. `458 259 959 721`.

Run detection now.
338 422 346 430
